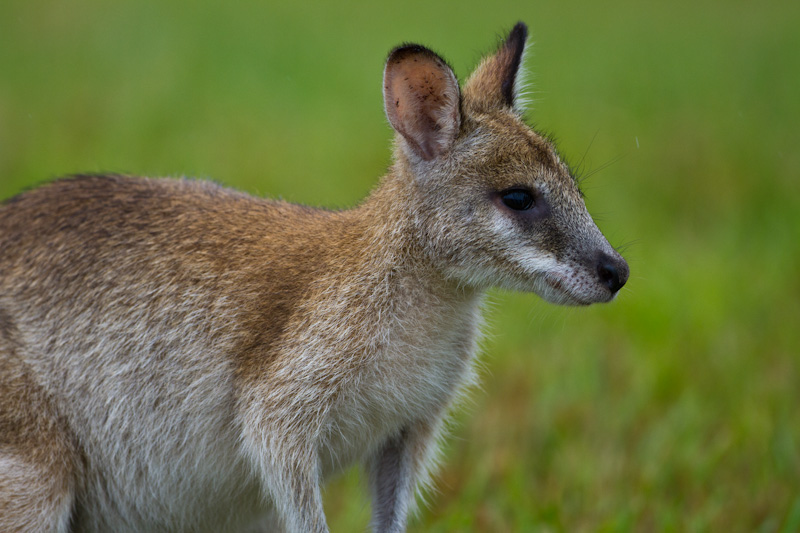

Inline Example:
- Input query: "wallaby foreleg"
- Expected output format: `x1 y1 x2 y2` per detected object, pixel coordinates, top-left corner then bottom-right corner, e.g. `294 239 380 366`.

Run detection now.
368 420 439 533
239 404 329 533
257 443 329 533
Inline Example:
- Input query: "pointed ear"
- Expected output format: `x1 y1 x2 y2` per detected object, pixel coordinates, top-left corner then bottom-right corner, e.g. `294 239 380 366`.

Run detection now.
383 45 461 161
464 22 528 114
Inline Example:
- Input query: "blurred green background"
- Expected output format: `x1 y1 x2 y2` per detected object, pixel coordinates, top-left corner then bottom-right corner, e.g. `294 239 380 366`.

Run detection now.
2 0 798 531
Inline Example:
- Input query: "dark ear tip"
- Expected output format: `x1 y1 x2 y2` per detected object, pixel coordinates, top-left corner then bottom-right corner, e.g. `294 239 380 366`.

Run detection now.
508 22 528 47
497 22 528 107
385 44 455 82
386 43 437 65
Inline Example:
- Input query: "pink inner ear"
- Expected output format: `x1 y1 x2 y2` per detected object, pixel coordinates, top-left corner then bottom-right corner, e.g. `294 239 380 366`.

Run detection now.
384 51 460 161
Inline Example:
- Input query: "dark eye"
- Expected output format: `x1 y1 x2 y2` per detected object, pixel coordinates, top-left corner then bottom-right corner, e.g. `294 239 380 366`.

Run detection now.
501 189 534 211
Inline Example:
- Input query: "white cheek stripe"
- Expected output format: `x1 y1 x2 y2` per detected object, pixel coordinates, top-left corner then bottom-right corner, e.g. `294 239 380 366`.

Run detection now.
514 251 561 274
491 214 564 275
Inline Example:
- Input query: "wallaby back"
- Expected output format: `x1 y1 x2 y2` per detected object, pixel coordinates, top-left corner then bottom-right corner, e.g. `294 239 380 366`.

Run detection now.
0 22 627 533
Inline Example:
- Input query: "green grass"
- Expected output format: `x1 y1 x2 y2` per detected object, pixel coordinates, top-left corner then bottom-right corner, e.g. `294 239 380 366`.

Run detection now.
2 1 799 531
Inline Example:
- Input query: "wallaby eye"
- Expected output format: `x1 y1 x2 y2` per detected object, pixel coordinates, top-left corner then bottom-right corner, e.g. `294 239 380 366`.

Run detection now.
500 189 534 211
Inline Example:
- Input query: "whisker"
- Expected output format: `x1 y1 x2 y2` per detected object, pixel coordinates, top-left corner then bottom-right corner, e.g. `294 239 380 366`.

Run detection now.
574 130 600 183
615 239 640 254
580 152 630 187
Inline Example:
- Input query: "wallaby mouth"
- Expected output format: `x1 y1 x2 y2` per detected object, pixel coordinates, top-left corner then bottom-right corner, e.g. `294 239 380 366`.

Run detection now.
539 250 629 306
543 274 586 305
542 274 595 306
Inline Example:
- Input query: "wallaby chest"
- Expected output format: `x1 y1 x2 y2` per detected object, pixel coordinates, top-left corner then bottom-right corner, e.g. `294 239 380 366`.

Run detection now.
302 279 484 475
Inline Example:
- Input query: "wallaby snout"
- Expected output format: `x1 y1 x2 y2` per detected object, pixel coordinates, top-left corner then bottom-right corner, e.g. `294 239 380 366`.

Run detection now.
0 22 628 533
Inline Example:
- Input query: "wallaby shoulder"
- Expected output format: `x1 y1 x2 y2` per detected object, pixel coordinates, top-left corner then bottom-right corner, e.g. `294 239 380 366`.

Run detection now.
0 174 351 380
0 174 339 261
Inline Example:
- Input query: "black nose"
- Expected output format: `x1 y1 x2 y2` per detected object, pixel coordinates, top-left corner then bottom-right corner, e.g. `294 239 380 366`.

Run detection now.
596 253 629 293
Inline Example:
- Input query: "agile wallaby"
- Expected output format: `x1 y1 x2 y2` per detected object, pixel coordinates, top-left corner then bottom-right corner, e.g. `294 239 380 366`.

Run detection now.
0 22 628 532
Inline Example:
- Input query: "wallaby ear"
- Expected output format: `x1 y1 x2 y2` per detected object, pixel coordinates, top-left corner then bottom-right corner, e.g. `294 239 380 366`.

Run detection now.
383 45 461 161
464 22 528 114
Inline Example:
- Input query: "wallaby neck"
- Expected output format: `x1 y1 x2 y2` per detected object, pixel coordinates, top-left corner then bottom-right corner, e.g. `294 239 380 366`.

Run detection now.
335 165 483 315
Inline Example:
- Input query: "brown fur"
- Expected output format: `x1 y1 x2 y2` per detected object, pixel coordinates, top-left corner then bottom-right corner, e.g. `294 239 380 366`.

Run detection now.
0 23 627 532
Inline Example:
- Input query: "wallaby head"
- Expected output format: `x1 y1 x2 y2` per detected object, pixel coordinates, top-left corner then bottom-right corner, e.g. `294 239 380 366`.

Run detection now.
382 22 628 304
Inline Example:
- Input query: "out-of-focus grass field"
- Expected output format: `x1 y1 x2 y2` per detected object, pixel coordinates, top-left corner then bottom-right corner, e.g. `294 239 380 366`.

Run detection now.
2 1 798 531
